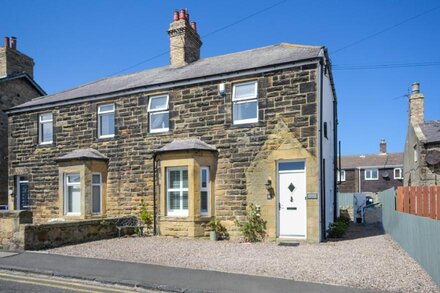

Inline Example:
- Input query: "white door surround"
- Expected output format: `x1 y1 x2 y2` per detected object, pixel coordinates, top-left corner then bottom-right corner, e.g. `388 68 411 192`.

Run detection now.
277 160 307 239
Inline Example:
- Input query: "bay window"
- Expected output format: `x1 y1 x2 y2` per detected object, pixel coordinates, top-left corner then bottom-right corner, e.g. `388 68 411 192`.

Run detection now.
167 167 188 216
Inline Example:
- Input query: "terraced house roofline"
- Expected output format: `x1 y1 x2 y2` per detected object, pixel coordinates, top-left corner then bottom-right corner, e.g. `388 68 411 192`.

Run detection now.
6 43 330 114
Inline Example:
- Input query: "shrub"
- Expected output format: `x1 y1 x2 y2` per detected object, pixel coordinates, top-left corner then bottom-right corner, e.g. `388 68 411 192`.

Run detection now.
327 217 349 238
139 199 153 232
235 203 267 242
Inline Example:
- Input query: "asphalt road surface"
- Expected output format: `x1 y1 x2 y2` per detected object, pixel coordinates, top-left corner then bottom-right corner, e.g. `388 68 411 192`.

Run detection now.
0 270 152 293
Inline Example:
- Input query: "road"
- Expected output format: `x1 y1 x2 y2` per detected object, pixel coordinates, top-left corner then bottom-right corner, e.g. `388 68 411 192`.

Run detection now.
0 270 154 293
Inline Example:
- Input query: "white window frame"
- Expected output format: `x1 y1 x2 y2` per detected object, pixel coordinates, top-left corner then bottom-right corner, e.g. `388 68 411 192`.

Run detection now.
148 95 169 133
91 173 102 215
364 168 379 180
166 167 188 217
39 112 53 145
98 104 115 138
413 144 418 163
232 81 258 125
64 173 81 216
394 168 403 180
200 167 210 216
338 170 346 182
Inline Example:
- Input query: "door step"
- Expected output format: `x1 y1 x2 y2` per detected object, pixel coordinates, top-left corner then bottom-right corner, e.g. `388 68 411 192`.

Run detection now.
277 240 300 247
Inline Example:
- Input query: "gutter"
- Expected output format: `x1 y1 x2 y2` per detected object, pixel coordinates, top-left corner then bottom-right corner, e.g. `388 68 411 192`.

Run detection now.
358 167 362 193
152 153 157 235
6 57 322 115
318 57 325 241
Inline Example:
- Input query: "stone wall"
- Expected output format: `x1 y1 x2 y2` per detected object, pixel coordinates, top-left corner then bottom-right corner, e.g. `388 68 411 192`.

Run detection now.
0 210 32 250
0 47 34 78
8 64 320 238
1 78 42 205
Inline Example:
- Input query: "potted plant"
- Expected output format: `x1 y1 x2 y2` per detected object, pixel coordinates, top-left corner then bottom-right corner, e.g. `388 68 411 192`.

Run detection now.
207 217 225 241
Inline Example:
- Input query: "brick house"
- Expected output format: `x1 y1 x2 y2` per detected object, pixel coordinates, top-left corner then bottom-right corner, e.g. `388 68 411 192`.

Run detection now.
7 10 337 242
339 139 403 193
403 83 440 186
0 37 45 207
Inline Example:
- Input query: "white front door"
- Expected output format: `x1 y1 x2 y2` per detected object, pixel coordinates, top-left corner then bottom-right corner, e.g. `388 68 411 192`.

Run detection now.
278 161 307 238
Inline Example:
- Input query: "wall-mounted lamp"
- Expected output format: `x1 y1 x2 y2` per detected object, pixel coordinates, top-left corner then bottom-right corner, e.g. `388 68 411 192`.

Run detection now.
265 179 273 200
218 83 226 96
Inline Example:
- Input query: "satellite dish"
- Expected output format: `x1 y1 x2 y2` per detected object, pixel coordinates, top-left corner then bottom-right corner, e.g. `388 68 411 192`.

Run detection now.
382 171 389 178
426 149 440 165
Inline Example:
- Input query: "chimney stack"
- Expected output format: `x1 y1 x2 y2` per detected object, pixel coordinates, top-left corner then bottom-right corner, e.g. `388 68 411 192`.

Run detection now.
409 82 424 125
380 139 387 154
168 9 202 67
0 36 34 78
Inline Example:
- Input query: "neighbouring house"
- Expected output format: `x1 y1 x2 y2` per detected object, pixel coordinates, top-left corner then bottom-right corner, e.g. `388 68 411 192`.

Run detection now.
6 10 337 242
339 139 403 193
403 82 440 186
0 37 45 207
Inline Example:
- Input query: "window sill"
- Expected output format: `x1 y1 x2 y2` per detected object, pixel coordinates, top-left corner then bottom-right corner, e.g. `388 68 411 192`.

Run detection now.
227 121 264 129
96 136 117 142
37 143 54 148
149 129 170 135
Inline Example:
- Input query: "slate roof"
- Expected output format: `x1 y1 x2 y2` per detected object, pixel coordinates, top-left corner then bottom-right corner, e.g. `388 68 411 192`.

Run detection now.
340 153 403 169
157 139 217 153
419 120 440 144
0 73 46 95
55 148 109 161
11 43 323 111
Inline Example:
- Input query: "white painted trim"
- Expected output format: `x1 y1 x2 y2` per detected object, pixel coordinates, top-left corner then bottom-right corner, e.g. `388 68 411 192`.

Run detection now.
276 159 307 240
232 81 259 125
364 168 379 180
200 167 210 216
97 103 115 138
148 94 169 112
91 173 102 215
38 112 53 145
166 167 189 217
393 168 403 180
64 173 81 215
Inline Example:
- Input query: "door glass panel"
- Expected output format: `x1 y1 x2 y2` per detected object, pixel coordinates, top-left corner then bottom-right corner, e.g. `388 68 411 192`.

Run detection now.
279 161 305 171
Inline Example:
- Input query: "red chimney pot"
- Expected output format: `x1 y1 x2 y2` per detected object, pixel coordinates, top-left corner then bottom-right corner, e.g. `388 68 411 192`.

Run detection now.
179 9 186 20
4 37 10 48
191 21 197 32
173 11 179 21
10 37 16 50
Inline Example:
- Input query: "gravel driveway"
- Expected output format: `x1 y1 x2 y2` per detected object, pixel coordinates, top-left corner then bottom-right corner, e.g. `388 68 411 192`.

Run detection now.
47 225 439 293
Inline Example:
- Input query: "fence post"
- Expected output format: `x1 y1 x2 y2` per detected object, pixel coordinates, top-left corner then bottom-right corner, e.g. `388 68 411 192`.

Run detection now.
423 186 430 217
429 186 437 220
410 186 416 215
397 187 403 212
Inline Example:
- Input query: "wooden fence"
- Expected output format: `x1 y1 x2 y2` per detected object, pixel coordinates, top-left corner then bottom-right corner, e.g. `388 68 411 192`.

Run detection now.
396 186 440 220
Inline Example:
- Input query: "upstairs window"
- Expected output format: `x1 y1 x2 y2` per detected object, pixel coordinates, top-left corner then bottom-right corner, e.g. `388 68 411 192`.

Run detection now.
148 95 169 133
232 81 258 124
39 113 53 144
338 170 346 182
365 168 379 180
394 168 403 179
98 104 115 138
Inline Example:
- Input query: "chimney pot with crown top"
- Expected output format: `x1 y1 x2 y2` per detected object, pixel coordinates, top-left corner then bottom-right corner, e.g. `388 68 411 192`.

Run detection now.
168 9 202 67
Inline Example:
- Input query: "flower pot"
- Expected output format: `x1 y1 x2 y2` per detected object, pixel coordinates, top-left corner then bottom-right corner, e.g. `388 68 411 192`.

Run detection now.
209 231 218 241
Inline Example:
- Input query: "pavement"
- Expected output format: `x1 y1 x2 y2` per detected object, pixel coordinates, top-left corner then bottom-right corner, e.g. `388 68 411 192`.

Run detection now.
0 251 382 293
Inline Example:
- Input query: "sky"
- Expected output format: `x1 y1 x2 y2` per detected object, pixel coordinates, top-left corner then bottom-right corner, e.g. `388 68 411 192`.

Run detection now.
1 0 439 155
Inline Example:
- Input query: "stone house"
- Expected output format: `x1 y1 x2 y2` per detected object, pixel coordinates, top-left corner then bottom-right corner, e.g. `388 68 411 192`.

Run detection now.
0 37 45 207
6 10 337 242
403 83 440 186
339 139 403 193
